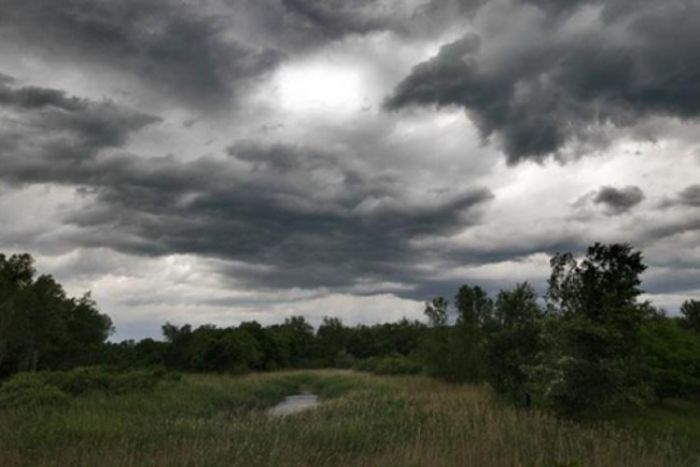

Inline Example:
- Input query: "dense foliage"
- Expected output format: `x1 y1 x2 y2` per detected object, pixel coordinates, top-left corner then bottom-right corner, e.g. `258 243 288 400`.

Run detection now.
421 243 700 416
0 254 113 378
2 371 697 467
2 244 699 419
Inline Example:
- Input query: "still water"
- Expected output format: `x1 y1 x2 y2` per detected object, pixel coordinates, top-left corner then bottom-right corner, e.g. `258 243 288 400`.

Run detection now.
268 393 320 416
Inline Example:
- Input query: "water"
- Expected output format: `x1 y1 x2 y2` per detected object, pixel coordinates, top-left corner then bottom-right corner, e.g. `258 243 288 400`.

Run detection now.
268 393 320 416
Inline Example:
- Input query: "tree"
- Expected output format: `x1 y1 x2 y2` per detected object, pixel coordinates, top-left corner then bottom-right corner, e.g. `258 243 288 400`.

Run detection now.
282 316 315 366
316 317 348 366
534 243 651 416
422 297 452 379
61 293 113 366
485 283 544 405
424 297 449 327
162 323 193 369
0 253 113 375
452 285 493 382
640 316 700 402
0 254 35 376
455 285 493 327
681 299 700 333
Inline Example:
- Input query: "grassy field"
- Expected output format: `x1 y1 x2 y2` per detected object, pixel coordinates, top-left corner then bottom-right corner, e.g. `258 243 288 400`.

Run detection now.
605 397 700 446
0 370 698 467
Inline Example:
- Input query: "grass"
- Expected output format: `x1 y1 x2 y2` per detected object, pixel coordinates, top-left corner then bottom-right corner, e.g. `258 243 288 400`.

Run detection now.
605 397 700 448
0 370 697 466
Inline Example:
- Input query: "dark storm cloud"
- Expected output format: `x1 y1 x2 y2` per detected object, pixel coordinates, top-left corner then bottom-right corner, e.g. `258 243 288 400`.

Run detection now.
676 185 700 207
385 0 700 162
592 186 645 214
0 80 493 292
659 184 700 210
220 0 417 54
0 0 282 109
0 78 160 184
0 73 15 85
57 145 492 291
280 0 392 39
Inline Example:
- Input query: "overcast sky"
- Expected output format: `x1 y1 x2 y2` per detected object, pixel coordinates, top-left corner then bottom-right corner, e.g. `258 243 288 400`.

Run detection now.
1 0 699 340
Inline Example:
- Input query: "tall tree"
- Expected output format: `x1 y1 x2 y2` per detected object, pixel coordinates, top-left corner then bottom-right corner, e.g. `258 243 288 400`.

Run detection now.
536 243 651 415
681 299 700 333
423 297 452 379
0 253 113 375
485 283 544 405
452 285 493 382
316 317 348 366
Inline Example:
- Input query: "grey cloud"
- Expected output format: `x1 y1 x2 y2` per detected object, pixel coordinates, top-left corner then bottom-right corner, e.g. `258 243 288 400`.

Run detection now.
220 0 419 54
0 0 282 110
63 147 493 291
0 82 493 293
280 0 393 39
643 267 700 296
0 78 160 184
385 0 700 162
677 185 700 207
593 186 645 214
0 73 16 85
659 184 700 209
0 85 84 112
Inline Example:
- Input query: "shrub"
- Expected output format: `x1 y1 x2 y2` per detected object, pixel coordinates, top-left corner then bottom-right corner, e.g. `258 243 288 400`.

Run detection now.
334 350 355 369
0 373 69 408
7 367 174 399
355 354 422 375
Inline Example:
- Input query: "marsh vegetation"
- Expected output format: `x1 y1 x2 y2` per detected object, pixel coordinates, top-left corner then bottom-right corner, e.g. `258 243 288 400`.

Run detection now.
2 244 700 465
1 370 698 467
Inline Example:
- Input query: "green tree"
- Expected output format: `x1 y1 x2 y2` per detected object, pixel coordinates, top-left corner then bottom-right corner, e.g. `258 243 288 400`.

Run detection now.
681 299 700 333
316 317 348 366
0 253 113 375
640 316 700 402
424 297 449 327
485 283 544 405
0 254 35 375
423 297 456 379
534 243 651 416
61 293 113 366
452 285 493 382
455 285 493 327
282 316 315 367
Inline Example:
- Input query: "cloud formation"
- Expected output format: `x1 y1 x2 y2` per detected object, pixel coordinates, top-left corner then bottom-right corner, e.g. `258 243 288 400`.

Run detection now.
386 0 700 162
280 0 395 39
0 78 160 185
1 0 699 337
676 185 700 207
593 186 645 214
0 0 282 109
0 78 493 294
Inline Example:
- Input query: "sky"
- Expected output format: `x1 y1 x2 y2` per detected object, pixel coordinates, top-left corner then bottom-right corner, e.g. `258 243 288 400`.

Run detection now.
1 0 699 340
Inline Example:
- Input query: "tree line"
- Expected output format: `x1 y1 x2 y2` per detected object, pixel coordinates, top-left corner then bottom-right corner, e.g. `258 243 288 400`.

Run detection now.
422 243 700 416
1 244 699 417
0 254 113 378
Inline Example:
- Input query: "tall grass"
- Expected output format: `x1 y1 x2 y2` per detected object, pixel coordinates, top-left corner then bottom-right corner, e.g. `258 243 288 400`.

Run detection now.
0 370 696 466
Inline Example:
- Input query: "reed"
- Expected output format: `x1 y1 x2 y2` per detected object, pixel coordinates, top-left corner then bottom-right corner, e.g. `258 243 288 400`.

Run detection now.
0 370 696 466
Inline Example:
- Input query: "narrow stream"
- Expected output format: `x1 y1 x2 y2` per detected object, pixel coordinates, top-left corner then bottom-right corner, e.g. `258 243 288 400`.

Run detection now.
268 393 320 416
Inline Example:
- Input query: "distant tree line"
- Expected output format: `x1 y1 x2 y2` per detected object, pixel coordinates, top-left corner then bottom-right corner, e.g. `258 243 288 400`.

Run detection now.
1 245 700 417
97 316 426 374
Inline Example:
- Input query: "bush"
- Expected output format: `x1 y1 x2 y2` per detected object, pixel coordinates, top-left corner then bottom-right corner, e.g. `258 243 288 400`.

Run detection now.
0 373 69 408
355 354 422 375
41 367 171 395
0 367 175 406
334 350 355 369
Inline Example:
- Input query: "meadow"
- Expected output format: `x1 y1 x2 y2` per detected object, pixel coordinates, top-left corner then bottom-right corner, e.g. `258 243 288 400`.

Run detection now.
0 369 697 467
